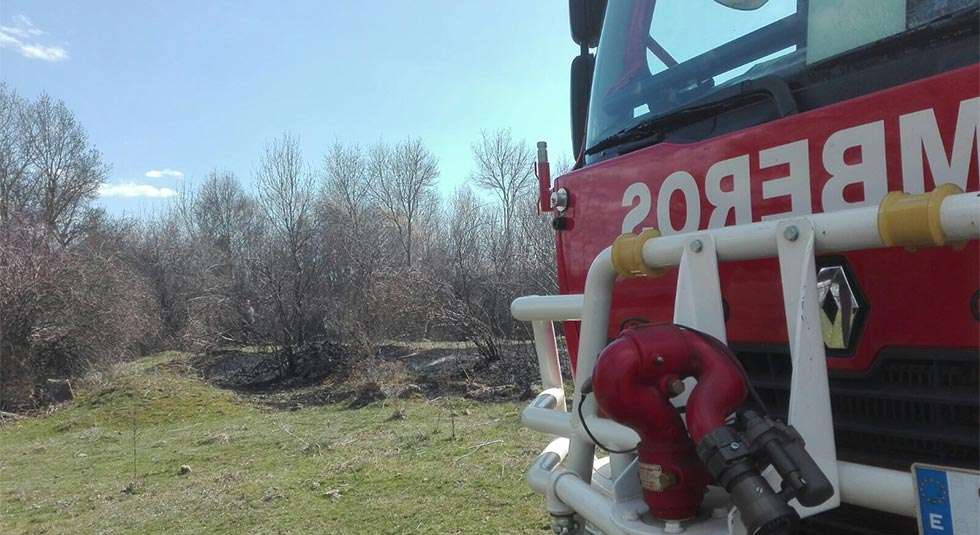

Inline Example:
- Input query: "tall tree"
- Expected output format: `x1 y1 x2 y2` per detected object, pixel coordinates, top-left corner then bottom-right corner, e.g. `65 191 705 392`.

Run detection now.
367 138 439 267
254 134 322 375
0 84 30 225
21 94 109 243
470 129 534 247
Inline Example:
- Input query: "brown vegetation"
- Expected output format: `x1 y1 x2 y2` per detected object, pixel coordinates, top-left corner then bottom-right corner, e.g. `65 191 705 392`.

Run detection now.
0 82 562 410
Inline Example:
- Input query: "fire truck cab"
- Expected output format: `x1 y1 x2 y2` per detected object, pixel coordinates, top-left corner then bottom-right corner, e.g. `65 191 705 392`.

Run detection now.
515 1 979 534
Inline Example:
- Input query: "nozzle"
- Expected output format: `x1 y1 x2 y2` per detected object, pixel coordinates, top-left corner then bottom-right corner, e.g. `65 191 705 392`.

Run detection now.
729 475 799 535
697 426 799 535
740 411 834 507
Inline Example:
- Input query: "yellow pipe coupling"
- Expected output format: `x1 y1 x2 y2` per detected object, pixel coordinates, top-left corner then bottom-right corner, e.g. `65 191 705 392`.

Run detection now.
877 183 962 250
612 229 664 278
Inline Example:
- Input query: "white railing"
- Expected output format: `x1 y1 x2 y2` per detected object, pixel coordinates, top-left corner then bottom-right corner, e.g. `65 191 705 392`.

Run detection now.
513 190 979 535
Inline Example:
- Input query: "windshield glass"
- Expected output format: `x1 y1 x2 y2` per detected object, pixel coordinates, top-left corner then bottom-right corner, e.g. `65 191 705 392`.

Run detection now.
586 0 978 154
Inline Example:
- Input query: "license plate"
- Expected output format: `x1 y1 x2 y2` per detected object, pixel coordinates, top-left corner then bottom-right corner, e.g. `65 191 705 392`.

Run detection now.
913 463 980 535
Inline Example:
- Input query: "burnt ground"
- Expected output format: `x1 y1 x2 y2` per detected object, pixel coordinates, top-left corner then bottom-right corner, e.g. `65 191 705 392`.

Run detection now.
181 341 547 411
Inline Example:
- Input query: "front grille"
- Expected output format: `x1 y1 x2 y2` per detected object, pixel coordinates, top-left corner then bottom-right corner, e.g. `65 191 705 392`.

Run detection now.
735 347 979 471
735 347 979 535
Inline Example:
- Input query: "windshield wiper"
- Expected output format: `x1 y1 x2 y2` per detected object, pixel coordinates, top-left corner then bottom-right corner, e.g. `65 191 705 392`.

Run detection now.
585 75 797 157
584 118 666 157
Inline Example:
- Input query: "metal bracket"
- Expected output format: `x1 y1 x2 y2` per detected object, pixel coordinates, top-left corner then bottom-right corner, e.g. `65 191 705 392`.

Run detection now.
611 456 644 503
672 235 726 408
773 219 841 517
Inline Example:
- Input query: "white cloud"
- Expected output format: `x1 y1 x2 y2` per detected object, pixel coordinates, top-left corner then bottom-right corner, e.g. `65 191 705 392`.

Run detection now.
98 183 178 199
1 15 43 39
0 32 21 47
18 44 68 62
0 14 68 62
144 168 184 179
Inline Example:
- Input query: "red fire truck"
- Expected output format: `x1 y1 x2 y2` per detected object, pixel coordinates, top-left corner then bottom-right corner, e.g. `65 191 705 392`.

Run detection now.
514 1 979 534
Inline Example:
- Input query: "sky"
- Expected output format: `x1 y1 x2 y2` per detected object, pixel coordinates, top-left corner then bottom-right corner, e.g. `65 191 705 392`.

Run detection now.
0 1 578 217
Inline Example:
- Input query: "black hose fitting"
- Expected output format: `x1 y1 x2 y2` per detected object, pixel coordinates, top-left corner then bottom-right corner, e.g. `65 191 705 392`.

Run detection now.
697 427 798 535
740 411 834 507
696 412 835 534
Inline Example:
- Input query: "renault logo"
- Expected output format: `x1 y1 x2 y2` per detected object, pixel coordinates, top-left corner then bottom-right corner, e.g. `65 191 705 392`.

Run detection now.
817 265 863 351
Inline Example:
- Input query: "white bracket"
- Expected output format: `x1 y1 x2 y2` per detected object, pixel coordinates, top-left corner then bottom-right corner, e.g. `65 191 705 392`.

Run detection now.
773 219 841 517
672 234 726 408
673 234 727 342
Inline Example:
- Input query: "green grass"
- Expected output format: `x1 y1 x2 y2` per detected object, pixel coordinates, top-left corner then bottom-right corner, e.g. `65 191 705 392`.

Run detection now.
0 352 551 534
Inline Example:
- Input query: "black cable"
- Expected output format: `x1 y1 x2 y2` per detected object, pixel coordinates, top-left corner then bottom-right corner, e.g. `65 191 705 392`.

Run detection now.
577 392 637 454
732 358 771 417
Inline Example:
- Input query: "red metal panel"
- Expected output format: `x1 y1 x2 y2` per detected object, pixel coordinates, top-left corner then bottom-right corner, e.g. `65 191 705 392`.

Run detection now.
558 65 980 373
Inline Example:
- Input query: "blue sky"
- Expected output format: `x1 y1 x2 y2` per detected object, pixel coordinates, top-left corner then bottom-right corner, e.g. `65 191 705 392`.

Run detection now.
0 1 578 216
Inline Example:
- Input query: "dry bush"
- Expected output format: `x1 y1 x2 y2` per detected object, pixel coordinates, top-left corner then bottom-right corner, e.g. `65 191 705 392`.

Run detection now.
0 224 159 410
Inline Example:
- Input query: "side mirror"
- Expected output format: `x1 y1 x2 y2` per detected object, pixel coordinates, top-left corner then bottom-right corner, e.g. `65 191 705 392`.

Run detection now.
569 0 607 49
570 52 595 160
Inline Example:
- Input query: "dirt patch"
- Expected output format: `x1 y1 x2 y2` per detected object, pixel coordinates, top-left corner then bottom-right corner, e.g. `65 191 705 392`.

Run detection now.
189 341 350 390
346 382 386 409
188 340 544 410
191 350 281 388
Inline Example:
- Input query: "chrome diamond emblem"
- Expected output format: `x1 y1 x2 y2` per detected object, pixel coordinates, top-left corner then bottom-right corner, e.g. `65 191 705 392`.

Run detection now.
817 266 860 350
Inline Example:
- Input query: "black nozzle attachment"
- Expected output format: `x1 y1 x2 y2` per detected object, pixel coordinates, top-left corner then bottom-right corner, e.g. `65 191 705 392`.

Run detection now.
697 427 798 535
740 411 834 507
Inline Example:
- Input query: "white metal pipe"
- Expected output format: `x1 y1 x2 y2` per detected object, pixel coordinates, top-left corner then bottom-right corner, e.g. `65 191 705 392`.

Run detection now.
522 406 570 437
522 404 641 451
512 294 584 321
642 193 979 269
642 207 879 269
531 320 565 409
566 248 617 483
579 415 641 450
553 470 627 535
838 461 916 517
571 248 616 386
526 437 570 495
531 388 564 409
941 192 980 241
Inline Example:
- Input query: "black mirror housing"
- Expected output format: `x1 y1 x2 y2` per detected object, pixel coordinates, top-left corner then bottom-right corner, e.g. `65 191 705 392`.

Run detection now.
570 52 595 160
569 0 607 49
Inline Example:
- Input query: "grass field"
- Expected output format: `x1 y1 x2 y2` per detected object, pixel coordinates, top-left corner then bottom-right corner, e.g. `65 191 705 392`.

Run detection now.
0 352 551 534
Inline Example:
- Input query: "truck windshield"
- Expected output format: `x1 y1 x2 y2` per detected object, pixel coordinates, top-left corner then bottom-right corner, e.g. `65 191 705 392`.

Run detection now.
586 0 978 156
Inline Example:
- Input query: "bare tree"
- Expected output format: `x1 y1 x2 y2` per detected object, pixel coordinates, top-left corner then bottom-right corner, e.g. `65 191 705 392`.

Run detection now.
253 134 323 375
513 195 557 294
0 84 31 225
367 138 439 267
445 185 485 293
470 129 534 245
323 143 369 231
20 94 109 244
194 171 255 256
186 171 261 344
321 142 385 291
320 142 382 340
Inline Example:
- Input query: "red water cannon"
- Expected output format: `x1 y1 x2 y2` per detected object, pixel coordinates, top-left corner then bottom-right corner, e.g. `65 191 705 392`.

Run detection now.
591 324 833 533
